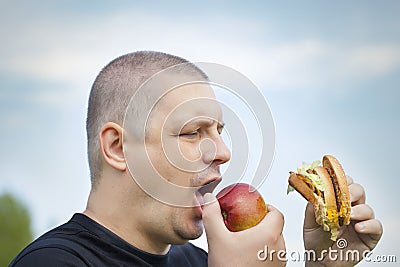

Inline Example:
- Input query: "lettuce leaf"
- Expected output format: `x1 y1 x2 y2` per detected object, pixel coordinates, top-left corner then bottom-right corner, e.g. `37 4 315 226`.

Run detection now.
297 160 326 192
287 184 295 194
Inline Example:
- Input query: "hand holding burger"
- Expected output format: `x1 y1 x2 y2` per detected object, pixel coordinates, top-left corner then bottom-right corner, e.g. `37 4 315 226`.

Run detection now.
288 155 383 266
287 155 351 241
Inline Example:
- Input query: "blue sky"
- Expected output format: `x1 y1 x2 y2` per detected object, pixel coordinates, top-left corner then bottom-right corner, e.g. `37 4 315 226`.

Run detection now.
1 1 399 265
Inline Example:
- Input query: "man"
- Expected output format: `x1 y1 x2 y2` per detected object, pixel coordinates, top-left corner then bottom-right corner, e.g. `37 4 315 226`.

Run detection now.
10 51 382 266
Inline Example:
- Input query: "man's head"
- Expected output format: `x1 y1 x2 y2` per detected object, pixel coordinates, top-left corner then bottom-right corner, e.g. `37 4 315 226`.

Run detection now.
85 51 231 247
86 51 207 187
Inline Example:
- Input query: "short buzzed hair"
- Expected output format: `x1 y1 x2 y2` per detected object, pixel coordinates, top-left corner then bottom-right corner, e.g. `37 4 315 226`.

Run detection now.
86 51 207 187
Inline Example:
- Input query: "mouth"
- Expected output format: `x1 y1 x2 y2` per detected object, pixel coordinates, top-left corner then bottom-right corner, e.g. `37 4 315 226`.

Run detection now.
191 177 221 218
191 177 221 219
198 177 222 196
194 177 222 208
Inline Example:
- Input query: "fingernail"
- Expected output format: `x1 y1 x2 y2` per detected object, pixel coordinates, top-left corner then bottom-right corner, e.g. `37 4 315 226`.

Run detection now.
203 193 216 203
358 223 365 231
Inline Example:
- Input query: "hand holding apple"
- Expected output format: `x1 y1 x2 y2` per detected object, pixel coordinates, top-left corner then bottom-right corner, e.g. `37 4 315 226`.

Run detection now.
202 191 286 267
216 183 268 231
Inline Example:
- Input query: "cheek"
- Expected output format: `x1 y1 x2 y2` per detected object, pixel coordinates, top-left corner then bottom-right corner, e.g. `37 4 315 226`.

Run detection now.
147 145 194 187
173 207 202 228
178 141 201 162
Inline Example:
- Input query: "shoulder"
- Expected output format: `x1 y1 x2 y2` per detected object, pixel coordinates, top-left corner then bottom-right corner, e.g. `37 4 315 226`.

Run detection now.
10 246 87 266
10 214 91 266
169 242 208 266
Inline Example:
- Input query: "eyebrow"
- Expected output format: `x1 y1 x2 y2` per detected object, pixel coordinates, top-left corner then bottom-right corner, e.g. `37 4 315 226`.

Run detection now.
183 118 225 128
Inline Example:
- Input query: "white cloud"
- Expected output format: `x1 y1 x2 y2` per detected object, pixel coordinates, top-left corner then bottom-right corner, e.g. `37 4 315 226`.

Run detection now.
345 44 400 77
1 8 399 97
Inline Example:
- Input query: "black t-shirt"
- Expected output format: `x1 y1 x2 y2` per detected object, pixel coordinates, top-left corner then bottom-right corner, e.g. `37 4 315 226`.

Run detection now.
9 213 208 267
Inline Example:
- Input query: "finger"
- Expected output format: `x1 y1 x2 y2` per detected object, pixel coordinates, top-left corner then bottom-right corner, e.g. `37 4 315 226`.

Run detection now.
202 193 229 240
346 175 354 185
349 183 366 205
355 219 383 240
350 204 375 221
257 204 284 233
265 204 278 213
303 202 319 229
250 205 285 242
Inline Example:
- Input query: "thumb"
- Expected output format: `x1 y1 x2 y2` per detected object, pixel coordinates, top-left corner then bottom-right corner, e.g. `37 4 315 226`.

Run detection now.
303 202 319 230
202 193 228 241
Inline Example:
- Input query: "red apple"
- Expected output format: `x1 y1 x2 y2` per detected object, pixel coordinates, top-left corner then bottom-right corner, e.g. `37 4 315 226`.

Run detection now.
216 183 268 232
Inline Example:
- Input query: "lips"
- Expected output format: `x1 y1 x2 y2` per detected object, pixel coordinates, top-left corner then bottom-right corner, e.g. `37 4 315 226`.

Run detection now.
195 177 222 208
197 177 222 196
193 177 222 218
194 177 222 211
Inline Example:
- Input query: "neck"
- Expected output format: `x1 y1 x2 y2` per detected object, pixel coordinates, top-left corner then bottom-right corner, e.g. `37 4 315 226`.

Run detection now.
83 174 171 255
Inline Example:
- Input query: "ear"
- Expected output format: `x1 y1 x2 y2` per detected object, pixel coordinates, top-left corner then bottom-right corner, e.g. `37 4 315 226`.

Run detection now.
99 122 126 171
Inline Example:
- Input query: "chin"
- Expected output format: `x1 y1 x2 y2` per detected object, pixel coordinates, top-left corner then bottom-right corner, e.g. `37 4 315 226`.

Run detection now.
170 206 204 244
189 220 204 239
174 218 204 244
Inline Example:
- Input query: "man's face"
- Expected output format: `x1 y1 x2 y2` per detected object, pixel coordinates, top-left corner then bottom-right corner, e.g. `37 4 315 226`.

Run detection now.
143 82 231 242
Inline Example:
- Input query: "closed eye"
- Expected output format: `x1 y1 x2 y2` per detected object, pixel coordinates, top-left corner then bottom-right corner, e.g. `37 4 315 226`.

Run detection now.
179 131 199 137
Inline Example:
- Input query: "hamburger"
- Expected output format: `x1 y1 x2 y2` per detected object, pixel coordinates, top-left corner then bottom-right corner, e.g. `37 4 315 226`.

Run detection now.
287 155 351 241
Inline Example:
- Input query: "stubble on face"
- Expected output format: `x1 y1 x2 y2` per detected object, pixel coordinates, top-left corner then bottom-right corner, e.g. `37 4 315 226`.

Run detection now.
142 83 226 243
169 164 222 242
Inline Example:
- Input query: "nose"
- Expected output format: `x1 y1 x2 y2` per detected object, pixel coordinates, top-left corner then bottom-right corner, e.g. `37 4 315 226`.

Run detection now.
202 135 231 165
